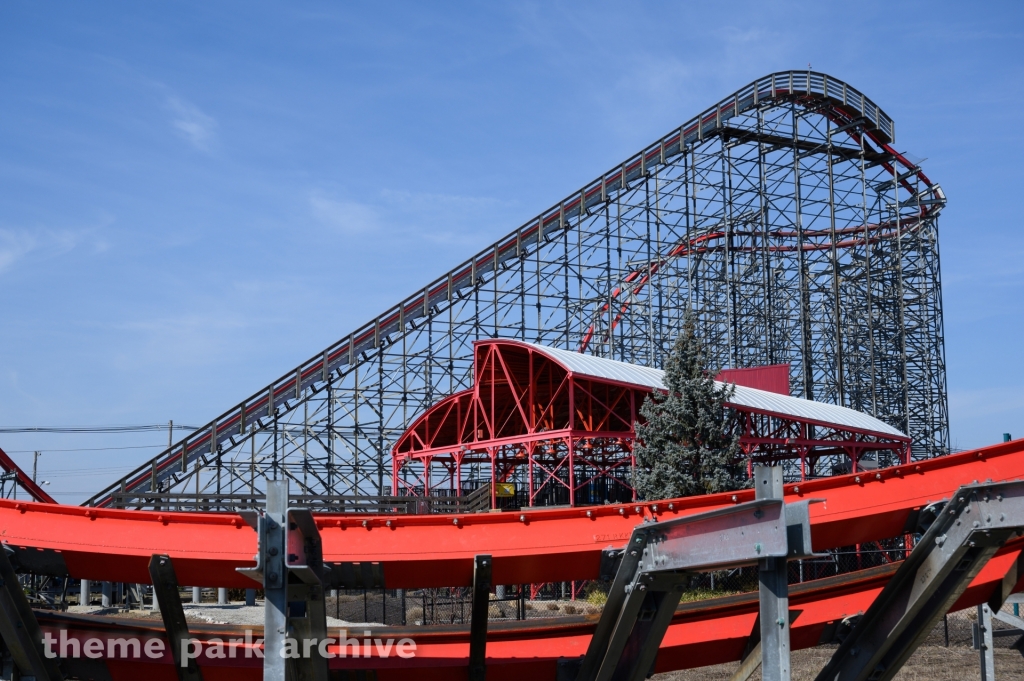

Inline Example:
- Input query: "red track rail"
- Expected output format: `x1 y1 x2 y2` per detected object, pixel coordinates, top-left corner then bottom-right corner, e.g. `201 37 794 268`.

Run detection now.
2 440 1023 589
30 545 1024 680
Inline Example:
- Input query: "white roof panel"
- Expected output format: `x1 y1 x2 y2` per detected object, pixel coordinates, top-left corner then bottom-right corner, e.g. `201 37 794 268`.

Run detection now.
515 341 906 439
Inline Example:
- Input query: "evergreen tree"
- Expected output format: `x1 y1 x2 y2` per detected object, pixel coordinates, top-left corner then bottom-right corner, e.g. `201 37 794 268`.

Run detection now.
632 314 748 500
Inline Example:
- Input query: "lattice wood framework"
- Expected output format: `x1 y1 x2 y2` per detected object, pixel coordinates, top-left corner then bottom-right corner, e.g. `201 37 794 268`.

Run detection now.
85 71 946 509
391 340 910 507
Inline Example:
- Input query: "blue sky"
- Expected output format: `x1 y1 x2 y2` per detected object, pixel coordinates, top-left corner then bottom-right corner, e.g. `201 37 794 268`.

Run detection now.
1 1 1022 502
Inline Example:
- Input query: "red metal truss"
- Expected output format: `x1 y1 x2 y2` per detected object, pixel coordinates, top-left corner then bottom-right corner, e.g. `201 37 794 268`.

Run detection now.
392 340 642 507
391 340 910 507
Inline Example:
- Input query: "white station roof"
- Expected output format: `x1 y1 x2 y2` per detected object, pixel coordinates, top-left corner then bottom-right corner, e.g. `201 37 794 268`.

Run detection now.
515 341 907 439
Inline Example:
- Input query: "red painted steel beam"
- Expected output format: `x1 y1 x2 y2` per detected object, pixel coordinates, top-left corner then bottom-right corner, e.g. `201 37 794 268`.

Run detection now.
392 340 908 499
0 446 56 504
2 440 1024 589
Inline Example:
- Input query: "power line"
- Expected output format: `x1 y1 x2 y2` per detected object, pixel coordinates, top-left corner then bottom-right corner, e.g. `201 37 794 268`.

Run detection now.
0 424 199 434
3 445 167 454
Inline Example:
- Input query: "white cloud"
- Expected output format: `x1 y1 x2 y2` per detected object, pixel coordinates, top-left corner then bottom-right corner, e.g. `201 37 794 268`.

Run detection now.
309 194 379 233
0 228 87 273
306 188 518 249
166 96 218 152
379 188 510 213
0 230 36 272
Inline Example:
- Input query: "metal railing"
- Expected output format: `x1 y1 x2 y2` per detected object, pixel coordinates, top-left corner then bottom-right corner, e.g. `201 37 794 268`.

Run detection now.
109 491 482 514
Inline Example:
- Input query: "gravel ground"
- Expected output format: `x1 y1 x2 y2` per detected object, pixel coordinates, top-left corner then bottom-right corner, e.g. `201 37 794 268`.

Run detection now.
655 644 1024 680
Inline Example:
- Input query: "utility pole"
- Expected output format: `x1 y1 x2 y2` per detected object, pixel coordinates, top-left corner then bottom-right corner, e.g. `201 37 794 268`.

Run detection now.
32 451 40 483
168 420 174 448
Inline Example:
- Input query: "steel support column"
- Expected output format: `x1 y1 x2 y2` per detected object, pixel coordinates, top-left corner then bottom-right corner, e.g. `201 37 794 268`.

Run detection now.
577 491 815 681
976 603 996 681
755 465 790 681
238 479 288 681
816 480 1024 681
238 479 330 681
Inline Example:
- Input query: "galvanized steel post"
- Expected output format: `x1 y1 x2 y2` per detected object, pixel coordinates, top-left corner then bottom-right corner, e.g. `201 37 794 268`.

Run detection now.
755 465 790 681
263 479 288 681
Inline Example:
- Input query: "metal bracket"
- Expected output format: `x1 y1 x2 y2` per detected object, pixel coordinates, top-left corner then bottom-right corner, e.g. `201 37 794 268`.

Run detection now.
0 543 63 680
237 479 330 681
598 549 624 582
815 480 1024 681
148 555 203 681
576 470 816 681
284 506 330 681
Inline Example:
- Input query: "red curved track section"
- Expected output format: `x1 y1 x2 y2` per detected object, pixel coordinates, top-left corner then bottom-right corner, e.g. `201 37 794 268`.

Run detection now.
29 546 1024 680
3 439 1023 590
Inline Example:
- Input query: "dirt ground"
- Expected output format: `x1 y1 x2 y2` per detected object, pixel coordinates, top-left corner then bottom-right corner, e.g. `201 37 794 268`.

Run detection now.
655 644 1024 681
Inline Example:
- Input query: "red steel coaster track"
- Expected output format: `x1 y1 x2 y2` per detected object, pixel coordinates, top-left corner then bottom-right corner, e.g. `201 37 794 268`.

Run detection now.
25 549 1024 680
2 440 1023 679
3 439 1023 589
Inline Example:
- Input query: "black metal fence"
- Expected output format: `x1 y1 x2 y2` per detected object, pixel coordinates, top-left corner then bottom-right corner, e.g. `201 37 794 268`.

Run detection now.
326 586 529 626
109 490 488 514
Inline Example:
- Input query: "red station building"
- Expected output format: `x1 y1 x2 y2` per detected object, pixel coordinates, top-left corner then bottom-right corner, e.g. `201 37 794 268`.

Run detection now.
392 339 910 508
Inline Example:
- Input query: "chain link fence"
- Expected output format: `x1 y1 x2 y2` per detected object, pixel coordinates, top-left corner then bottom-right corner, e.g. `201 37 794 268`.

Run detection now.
935 603 1024 649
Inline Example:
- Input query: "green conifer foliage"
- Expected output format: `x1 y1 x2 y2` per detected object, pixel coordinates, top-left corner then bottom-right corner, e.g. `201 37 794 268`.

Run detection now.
632 314 748 500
